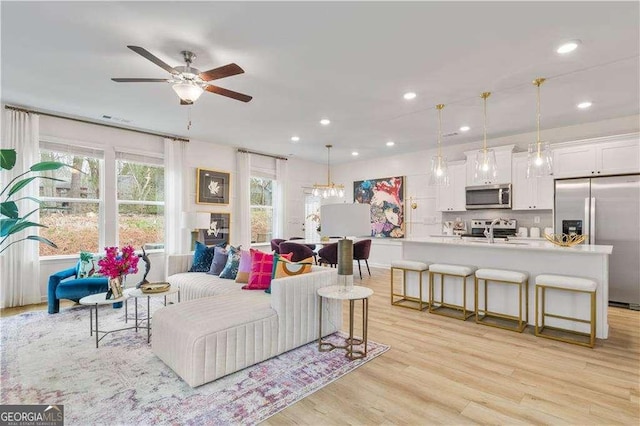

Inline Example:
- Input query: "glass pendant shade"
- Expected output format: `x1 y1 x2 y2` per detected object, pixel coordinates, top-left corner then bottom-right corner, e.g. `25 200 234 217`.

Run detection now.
473 92 497 184
172 82 204 102
474 149 497 183
526 141 553 178
527 77 553 178
429 104 449 186
312 144 345 199
429 155 450 186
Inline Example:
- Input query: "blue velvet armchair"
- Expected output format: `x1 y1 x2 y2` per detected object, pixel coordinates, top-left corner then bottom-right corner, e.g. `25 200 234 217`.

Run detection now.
47 263 121 314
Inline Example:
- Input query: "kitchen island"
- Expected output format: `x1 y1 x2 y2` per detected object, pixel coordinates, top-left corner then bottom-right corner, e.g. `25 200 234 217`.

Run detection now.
401 237 613 338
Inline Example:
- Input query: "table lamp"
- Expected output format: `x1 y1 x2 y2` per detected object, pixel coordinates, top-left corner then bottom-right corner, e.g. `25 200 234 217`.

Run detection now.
181 212 212 250
320 203 371 291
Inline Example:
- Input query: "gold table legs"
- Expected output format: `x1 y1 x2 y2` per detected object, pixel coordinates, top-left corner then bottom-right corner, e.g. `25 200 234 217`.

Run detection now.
319 296 369 360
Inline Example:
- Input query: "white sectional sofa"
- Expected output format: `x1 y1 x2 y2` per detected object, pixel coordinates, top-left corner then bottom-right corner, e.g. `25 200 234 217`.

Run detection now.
152 254 342 387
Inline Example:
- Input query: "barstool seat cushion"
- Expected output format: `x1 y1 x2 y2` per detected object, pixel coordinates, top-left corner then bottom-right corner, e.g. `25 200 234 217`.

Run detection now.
535 274 597 292
429 263 476 276
476 268 528 283
391 260 429 271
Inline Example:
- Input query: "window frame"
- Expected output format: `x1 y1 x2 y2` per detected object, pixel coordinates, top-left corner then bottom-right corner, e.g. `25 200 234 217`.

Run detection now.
250 175 277 245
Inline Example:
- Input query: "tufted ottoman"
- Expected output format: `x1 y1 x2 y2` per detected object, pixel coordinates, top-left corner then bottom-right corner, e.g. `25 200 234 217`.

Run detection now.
152 291 278 387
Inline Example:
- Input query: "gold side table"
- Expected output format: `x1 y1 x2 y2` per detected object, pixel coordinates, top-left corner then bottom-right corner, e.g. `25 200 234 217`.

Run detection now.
317 285 374 360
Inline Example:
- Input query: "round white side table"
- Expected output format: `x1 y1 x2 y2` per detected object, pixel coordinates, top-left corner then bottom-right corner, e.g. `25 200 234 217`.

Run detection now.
124 286 180 343
79 292 131 348
317 285 374 360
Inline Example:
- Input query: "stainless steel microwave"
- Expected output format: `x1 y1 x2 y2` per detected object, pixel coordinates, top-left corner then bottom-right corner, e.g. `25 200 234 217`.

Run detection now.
465 184 512 209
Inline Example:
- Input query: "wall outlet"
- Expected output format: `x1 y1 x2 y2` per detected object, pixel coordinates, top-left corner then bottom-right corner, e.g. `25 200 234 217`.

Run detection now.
534 216 540 224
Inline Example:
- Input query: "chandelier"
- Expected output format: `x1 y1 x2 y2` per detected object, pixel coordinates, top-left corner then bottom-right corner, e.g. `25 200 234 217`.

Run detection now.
527 77 553 177
429 104 449 186
473 91 497 184
312 144 345 198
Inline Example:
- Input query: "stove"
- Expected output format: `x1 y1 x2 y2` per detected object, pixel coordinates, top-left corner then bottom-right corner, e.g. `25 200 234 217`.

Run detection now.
463 219 517 239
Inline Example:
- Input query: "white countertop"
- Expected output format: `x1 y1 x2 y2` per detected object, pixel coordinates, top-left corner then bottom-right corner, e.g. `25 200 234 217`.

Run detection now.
404 237 613 255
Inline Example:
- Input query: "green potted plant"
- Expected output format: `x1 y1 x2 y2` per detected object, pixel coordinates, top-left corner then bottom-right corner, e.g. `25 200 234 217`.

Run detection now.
1 148 67 254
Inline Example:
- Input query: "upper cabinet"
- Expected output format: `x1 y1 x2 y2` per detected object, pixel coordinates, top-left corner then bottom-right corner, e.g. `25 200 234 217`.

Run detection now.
436 162 466 212
552 135 640 178
465 145 514 186
512 153 554 210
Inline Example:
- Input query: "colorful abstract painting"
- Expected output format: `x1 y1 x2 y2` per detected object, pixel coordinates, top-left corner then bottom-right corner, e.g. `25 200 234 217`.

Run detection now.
354 176 405 238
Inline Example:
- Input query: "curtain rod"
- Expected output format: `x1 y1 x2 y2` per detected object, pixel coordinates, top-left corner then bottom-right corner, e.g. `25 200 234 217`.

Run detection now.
4 104 190 143
237 148 288 161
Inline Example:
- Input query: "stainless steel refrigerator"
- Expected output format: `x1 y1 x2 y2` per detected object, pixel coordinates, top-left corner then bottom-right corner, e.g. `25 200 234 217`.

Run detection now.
555 175 640 308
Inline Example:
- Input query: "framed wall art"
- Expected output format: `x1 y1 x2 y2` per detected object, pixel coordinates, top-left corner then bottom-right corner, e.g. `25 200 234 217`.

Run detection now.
200 212 231 247
353 176 405 238
196 168 230 205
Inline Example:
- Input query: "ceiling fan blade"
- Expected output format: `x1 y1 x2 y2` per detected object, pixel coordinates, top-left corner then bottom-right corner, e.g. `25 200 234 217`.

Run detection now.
127 45 177 75
205 84 253 103
180 99 193 106
199 63 244 82
111 78 170 82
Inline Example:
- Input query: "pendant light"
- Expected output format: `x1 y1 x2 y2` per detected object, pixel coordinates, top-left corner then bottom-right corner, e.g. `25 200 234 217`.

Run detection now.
473 92 497 184
429 104 449 186
312 144 345 198
527 77 553 178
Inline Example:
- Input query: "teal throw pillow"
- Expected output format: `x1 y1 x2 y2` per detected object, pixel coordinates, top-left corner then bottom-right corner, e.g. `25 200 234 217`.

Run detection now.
77 252 103 278
189 241 215 272
220 245 242 279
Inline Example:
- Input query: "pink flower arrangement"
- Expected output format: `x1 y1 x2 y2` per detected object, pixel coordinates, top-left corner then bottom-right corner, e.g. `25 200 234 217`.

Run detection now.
97 245 140 279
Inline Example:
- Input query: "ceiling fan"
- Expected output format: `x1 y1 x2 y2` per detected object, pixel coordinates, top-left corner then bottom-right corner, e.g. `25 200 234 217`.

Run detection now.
111 45 252 104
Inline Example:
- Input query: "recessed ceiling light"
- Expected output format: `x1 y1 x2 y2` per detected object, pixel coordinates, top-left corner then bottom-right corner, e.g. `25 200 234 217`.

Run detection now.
577 101 592 109
556 40 581 54
403 92 417 100
320 118 331 126
459 126 470 132
351 151 359 156
290 136 300 142
386 141 395 147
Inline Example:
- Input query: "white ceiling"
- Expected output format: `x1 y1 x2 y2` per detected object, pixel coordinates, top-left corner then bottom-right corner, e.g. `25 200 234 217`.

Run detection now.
1 1 639 164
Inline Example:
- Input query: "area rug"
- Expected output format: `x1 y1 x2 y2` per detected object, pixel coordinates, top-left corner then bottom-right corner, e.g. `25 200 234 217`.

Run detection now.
0 302 389 425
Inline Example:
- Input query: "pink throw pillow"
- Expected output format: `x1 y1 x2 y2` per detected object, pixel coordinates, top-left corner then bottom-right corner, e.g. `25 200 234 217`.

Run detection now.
235 250 252 283
243 249 291 290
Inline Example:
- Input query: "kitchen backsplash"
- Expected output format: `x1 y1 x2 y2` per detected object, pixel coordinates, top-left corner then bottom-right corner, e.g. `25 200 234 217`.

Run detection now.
441 210 553 232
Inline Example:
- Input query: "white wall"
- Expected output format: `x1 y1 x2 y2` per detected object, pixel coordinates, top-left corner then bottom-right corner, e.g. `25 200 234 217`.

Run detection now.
331 114 640 266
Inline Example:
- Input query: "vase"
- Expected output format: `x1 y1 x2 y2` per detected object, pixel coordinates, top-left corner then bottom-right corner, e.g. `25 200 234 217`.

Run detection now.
108 275 124 299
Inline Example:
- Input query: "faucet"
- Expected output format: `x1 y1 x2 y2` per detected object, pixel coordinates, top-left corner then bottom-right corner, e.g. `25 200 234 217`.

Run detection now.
484 218 504 243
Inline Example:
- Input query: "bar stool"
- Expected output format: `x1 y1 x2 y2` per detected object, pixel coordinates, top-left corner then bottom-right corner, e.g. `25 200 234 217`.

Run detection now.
390 260 430 311
535 274 597 348
429 264 477 320
475 268 529 332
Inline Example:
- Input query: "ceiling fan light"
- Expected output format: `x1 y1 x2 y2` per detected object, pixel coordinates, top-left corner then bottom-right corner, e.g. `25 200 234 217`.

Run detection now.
172 82 204 102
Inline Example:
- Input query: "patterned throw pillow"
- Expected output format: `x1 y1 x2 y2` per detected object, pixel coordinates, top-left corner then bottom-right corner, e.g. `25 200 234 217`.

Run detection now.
243 250 292 290
77 252 103 278
265 254 313 294
207 246 229 276
189 241 215 272
235 250 252 283
220 245 242 279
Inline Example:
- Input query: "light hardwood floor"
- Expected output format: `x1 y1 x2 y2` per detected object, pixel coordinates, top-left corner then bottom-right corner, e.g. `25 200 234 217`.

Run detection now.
3 267 639 424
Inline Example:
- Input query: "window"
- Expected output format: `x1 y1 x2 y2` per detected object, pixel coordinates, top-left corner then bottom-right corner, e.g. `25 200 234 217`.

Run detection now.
38 146 103 256
116 155 165 250
250 177 274 243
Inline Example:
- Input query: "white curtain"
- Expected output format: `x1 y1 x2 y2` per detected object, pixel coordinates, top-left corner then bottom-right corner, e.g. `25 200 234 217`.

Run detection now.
1 110 42 308
164 138 187 255
236 151 251 248
274 158 288 238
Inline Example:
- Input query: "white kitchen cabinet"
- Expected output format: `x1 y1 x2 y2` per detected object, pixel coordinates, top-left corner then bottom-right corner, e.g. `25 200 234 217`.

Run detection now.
552 135 640 178
436 162 466 212
512 153 554 210
465 145 514 185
